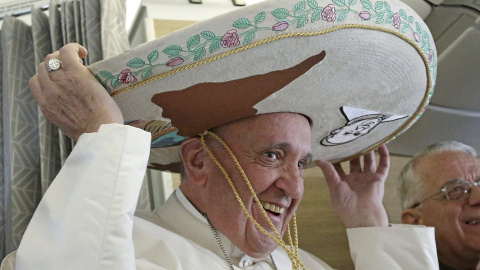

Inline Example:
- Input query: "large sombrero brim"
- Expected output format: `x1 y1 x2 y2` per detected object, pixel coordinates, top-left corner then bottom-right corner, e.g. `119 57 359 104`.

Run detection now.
88 0 437 172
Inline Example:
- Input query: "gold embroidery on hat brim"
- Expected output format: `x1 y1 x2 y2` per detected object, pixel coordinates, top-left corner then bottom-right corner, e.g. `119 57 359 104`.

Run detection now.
111 24 434 164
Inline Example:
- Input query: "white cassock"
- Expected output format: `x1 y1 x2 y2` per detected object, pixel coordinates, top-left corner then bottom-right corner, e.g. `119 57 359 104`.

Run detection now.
8 124 439 270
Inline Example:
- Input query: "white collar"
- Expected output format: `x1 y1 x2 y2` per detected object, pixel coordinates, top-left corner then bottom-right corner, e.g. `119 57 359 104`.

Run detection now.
175 188 208 224
174 188 264 263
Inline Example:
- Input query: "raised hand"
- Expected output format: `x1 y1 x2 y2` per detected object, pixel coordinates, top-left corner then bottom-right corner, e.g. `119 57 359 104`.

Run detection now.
29 43 123 141
316 145 390 228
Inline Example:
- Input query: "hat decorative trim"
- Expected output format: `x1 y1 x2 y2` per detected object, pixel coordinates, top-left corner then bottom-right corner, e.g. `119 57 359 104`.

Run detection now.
107 25 434 101
95 0 436 98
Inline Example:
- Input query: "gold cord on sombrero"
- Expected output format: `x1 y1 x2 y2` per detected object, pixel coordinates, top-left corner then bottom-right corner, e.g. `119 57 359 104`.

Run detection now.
200 130 306 269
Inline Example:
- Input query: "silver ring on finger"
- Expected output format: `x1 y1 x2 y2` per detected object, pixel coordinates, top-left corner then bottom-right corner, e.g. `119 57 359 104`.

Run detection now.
46 58 63 72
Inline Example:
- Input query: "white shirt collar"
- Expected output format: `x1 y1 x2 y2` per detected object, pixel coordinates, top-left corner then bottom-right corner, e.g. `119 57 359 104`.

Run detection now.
175 188 209 224
175 188 253 260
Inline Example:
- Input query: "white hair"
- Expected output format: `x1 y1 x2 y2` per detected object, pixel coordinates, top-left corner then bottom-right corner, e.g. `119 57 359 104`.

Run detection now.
397 141 477 209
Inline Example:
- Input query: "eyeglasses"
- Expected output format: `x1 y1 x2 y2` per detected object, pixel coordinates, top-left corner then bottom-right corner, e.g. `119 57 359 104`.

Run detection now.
411 178 480 208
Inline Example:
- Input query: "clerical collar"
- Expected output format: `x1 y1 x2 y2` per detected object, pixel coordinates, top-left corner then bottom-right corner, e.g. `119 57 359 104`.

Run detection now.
174 188 246 259
175 188 208 224
152 189 279 268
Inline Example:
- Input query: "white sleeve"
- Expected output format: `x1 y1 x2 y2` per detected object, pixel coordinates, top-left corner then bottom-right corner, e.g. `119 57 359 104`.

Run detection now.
347 225 439 270
16 124 151 270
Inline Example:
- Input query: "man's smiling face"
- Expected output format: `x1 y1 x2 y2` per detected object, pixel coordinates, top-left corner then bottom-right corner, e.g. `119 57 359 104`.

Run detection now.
202 113 312 258
414 150 480 266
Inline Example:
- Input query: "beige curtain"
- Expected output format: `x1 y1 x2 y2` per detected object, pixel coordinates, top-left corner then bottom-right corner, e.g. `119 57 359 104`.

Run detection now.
0 0 162 260
0 16 40 259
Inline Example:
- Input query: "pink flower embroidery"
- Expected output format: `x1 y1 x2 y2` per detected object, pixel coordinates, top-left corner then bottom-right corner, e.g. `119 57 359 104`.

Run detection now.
322 4 336 22
272 21 289 31
118 69 137 84
414 32 420 42
221 29 240 48
166 57 184 67
359 11 371 20
428 49 433 62
392 13 401 29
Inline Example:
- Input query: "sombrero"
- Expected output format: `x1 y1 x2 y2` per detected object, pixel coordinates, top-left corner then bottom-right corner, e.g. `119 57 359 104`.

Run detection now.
88 0 437 172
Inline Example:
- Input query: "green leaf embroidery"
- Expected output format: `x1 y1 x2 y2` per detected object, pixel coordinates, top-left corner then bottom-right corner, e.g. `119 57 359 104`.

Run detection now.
194 46 206 61
233 18 252 29
360 0 373 10
244 32 255 45
254 11 266 25
294 1 306 13
416 22 422 33
375 10 386 23
333 0 346 7
209 39 221 53
399 9 407 20
142 68 153 79
127 58 145 68
271 8 290 19
187 35 201 51
408 15 414 23
163 45 183 56
297 14 308 28
349 0 357 6
374 1 383 11
385 12 393 23
311 8 323 23
337 9 349 22
147 50 159 63
99 70 113 79
383 1 391 11
201 31 217 40
111 77 120 88
307 0 318 9
401 22 409 33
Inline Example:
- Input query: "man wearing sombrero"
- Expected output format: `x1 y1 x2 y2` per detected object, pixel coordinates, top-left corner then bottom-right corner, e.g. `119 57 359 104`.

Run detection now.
15 0 439 269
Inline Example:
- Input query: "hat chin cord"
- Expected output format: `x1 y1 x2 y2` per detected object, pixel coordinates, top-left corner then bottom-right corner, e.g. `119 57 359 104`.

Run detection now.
200 131 306 270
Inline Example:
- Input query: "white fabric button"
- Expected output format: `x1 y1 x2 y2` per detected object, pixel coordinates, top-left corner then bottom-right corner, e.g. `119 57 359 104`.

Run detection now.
239 255 253 267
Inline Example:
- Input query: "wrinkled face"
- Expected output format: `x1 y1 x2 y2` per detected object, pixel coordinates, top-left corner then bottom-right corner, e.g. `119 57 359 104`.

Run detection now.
415 151 480 263
203 113 312 258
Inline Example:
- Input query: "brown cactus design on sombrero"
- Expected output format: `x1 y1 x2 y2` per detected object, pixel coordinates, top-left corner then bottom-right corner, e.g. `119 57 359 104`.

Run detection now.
321 106 408 146
151 51 326 137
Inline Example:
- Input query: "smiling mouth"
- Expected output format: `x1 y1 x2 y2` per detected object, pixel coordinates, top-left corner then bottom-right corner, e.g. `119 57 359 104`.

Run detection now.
260 201 285 215
466 220 480 225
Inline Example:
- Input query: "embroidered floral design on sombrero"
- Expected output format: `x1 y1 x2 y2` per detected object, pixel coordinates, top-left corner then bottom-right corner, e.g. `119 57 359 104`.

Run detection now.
95 0 436 92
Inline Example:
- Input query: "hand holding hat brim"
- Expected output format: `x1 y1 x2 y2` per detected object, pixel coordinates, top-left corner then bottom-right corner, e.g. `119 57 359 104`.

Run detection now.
31 43 124 141
316 145 390 228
